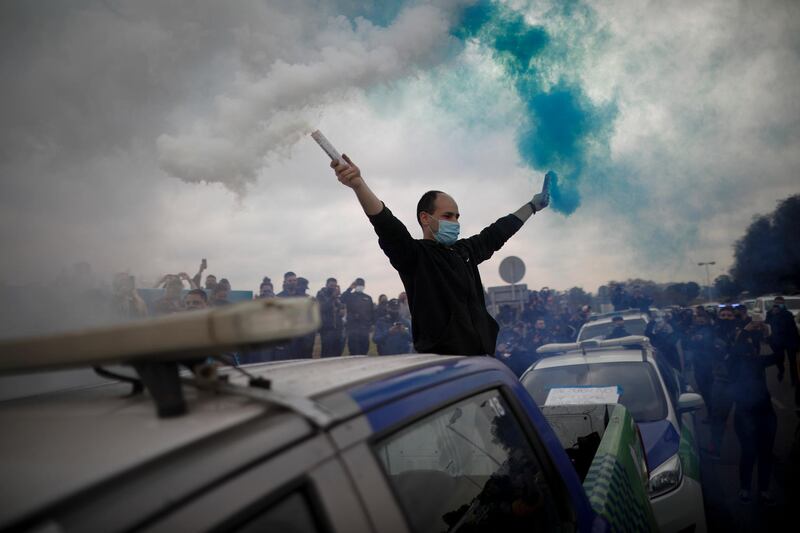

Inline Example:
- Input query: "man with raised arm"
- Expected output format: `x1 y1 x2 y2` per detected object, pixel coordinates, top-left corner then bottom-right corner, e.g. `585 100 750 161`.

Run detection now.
331 154 550 356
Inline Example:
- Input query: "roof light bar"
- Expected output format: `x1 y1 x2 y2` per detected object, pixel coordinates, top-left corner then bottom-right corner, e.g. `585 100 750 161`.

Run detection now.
536 335 652 356
0 298 320 374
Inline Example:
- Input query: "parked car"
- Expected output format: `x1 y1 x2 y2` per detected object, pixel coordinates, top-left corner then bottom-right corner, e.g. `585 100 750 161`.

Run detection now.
741 299 756 313
521 336 707 533
0 299 657 532
751 295 800 322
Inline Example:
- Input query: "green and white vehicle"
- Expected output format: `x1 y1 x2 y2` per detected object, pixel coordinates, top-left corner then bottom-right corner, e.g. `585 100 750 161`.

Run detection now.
521 337 707 533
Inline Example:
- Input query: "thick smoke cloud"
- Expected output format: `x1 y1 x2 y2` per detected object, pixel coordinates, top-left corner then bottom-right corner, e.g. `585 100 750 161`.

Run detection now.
0 0 798 312
156 1 468 193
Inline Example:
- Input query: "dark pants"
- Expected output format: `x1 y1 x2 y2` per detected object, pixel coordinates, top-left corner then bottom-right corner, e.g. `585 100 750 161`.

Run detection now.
710 379 734 453
320 329 343 358
694 362 714 412
772 344 799 386
734 401 777 492
347 331 370 355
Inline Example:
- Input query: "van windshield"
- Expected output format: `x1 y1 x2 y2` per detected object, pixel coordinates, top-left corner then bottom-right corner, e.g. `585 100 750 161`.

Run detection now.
522 362 668 422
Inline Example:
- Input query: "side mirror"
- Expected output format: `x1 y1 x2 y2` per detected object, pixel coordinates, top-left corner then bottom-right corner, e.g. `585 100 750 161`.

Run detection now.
677 392 705 413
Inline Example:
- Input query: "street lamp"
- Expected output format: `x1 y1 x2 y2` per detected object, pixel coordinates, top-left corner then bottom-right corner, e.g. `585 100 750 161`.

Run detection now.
698 261 716 302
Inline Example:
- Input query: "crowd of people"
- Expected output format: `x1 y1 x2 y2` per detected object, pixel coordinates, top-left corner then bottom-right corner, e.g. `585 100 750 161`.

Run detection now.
492 285 798 504
245 272 413 362
683 297 798 503
109 260 415 360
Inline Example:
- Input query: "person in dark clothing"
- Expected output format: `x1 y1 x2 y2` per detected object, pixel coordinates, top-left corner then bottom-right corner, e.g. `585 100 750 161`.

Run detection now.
766 297 800 386
373 299 413 355
645 316 682 371
317 278 345 357
708 306 740 459
340 277 374 355
730 319 777 503
733 304 748 328
290 278 315 358
276 271 298 297
271 271 300 360
610 284 627 311
496 322 534 377
330 154 549 356
686 313 716 416
606 316 631 339
568 311 586 342
375 294 389 321
520 295 544 328
525 319 552 353
628 286 653 313
495 305 517 329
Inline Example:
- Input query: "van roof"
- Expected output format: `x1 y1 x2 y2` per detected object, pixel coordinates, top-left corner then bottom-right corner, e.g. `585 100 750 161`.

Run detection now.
0 353 467 528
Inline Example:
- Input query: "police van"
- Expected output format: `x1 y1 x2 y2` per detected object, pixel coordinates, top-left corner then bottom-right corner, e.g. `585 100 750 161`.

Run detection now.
0 299 657 532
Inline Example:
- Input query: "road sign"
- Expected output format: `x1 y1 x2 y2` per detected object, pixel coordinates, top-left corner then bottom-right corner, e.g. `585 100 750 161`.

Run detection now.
499 256 526 284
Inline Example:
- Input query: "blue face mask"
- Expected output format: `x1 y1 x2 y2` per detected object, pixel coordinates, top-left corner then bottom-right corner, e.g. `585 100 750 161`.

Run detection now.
434 219 460 246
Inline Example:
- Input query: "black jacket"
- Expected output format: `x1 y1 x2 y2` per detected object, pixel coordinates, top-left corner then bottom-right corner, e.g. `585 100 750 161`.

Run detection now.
341 288 375 332
316 288 344 331
766 308 799 347
368 204 523 355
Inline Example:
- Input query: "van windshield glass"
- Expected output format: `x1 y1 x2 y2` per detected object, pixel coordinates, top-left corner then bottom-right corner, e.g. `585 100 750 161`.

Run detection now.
522 362 668 422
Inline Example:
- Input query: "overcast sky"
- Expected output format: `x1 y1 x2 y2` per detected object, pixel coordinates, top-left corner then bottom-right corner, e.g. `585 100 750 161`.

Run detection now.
1 0 798 300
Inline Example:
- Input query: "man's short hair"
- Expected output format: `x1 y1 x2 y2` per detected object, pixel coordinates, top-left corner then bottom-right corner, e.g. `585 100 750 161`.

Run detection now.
284 271 296 279
417 190 444 227
355 277 365 285
186 288 208 302
326 277 337 284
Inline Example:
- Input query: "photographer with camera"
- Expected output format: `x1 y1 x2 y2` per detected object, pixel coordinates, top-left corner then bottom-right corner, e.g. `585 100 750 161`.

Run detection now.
152 274 185 315
729 317 778 504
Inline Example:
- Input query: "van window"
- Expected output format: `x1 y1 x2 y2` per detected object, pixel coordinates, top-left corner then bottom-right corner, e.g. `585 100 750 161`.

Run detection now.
231 490 323 533
374 390 563 533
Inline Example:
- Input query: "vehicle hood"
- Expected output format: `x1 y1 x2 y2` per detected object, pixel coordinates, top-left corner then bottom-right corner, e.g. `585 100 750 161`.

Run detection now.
638 419 680 471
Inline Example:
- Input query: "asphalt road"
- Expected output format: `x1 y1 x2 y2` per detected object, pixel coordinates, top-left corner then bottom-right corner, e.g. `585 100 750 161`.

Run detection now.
693 348 799 532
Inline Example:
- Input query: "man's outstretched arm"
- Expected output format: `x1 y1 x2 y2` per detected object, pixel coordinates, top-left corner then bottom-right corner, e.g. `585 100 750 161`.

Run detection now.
330 154 417 272
460 173 551 264
331 154 383 216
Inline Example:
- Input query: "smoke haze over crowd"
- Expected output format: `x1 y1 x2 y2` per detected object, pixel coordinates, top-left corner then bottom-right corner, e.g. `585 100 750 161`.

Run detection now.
1 0 799 302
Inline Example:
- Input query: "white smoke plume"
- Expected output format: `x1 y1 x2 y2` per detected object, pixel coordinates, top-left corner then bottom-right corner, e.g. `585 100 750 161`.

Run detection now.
157 2 466 192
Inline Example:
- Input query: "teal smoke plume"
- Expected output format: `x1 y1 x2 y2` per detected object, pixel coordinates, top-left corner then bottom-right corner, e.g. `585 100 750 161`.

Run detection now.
453 0 616 215
350 0 618 215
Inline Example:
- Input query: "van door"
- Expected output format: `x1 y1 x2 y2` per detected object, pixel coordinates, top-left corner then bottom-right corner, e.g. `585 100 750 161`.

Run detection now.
142 434 372 533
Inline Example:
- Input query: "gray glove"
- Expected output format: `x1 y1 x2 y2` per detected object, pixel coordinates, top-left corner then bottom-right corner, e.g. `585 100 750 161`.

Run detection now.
531 171 553 212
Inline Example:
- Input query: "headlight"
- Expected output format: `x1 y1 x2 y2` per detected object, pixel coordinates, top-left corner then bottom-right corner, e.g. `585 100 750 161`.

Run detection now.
648 454 682 498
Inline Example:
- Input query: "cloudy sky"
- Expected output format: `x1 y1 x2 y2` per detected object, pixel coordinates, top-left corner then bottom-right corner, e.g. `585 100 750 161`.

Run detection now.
1 0 798 300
